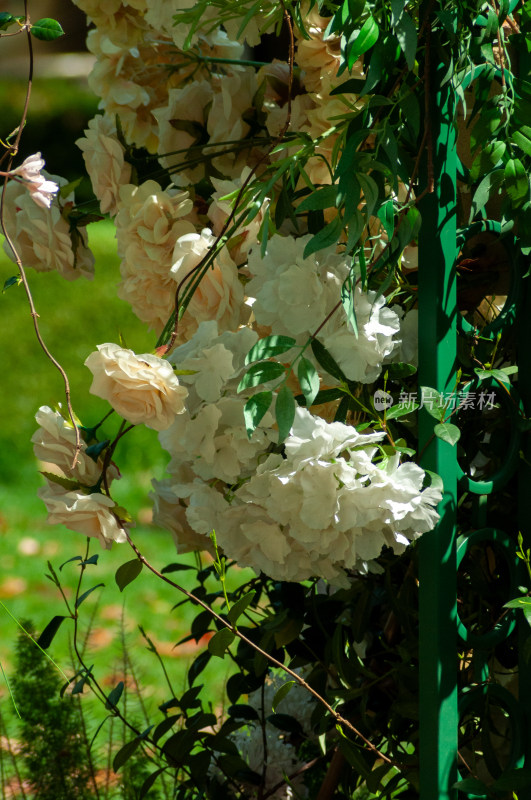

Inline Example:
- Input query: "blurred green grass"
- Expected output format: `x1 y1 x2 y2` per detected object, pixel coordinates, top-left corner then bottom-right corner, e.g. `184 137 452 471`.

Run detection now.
0 220 247 715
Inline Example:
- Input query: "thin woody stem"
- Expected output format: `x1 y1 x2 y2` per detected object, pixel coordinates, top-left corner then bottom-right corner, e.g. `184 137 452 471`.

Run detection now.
0 4 82 469
123 530 400 767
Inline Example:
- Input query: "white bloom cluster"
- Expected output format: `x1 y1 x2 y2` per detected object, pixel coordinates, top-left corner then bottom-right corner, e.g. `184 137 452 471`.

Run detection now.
247 234 401 383
20 1 437 580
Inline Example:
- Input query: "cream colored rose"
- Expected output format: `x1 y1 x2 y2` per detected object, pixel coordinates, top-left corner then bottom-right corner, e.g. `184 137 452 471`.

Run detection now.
77 115 132 216
32 406 120 486
2 181 94 281
153 81 214 184
170 228 249 343
85 343 188 430
38 478 129 550
115 180 195 332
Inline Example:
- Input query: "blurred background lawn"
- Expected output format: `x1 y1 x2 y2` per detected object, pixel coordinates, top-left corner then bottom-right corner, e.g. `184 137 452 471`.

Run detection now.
0 48 248 718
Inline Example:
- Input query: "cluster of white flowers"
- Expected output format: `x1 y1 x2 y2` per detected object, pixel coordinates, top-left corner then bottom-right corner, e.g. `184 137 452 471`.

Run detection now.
17 1 435 582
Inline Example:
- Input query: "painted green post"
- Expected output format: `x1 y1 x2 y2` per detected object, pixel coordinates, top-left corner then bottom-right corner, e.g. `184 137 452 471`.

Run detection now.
417 8 458 799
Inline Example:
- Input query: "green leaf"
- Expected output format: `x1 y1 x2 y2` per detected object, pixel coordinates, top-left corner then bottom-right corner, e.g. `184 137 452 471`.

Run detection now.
2 275 20 293
113 737 142 772
40 471 80 491
505 157 529 207
30 17 65 41
310 338 348 382
0 12 15 30
303 215 343 258
452 778 489 796
385 402 419 420
395 12 417 70
504 597 531 609
390 0 404 26
386 362 417 379
358 172 379 219
105 681 124 709
267 713 303 734
208 628 235 658
227 591 256 626
420 386 446 421
36 615 67 649
474 368 511 387
115 559 143 592
434 422 461 446
58 177 82 199
512 125 531 158
245 335 296 365
75 583 104 609
275 384 296 443
244 391 273 438
340 272 358 337
298 185 337 212
59 555 83 571
470 169 505 220
272 680 296 712
377 199 394 239
153 715 181 742
347 0 365 22
160 562 194 574
139 768 166 799
347 16 379 66
297 357 320 407
238 361 285 391
470 140 506 181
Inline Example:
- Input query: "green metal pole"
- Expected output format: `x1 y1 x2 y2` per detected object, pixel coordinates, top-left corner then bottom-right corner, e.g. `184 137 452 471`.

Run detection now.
418 7 458 799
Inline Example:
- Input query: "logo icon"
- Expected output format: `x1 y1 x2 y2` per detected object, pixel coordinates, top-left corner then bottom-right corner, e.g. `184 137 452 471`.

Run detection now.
373 390 393 411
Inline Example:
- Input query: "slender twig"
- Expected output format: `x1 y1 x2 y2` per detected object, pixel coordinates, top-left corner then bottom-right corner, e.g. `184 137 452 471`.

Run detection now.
123 530 400 767
0 4 82 470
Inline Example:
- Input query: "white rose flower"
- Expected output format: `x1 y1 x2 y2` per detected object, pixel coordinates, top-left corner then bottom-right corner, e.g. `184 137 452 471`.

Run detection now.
76 115 132 216
2 181 94 281
170 228 249 343
32 406 119 487
247 233 345 337
85 343 188 430
166 321 258 414
321 287 402 383
153 81 214 184
115 180 195 332
38 478 129 550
